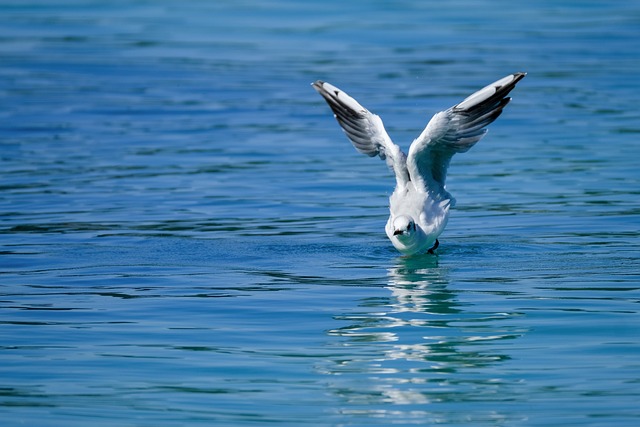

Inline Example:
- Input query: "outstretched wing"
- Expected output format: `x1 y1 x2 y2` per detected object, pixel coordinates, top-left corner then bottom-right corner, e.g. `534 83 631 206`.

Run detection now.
407 72 526 194
312 80 409 186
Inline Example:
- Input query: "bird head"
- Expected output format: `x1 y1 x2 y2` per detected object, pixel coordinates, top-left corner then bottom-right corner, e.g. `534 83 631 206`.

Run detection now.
392 216 416 237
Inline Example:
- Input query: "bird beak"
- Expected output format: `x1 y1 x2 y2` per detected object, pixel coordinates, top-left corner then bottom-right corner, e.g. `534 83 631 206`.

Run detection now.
393 229 403 236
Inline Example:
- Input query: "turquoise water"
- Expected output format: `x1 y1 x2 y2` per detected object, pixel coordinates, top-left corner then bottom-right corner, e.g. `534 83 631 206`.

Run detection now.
1 1 639 426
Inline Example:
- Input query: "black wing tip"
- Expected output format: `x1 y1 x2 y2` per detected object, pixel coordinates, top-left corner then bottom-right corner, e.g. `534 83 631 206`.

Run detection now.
498 72 526 94
511 72 527 85
454 72 525 113
311 81 324 93
312 80 365 121
312 80 340 101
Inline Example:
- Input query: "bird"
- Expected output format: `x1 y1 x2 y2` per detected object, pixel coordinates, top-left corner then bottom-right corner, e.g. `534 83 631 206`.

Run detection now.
312 72 526 255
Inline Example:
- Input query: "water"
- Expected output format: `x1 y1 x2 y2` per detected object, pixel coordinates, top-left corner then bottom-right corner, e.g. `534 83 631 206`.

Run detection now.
1 1 639 425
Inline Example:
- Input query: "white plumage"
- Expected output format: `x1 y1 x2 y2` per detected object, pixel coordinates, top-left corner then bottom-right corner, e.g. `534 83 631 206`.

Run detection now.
312 73 526 255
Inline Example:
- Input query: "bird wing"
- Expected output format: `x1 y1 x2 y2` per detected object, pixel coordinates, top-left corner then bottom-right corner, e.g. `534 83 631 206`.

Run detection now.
406 72 526 195
312 80 410 186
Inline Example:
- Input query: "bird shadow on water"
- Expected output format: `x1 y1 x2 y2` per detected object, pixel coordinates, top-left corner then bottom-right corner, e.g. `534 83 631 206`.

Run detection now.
323 253 523 411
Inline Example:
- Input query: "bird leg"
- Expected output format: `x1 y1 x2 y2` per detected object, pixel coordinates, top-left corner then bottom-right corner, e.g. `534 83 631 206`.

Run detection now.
427 239 439 254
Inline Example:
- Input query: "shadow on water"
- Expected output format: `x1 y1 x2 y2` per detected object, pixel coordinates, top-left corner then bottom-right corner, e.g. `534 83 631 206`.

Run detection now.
323 254 527 420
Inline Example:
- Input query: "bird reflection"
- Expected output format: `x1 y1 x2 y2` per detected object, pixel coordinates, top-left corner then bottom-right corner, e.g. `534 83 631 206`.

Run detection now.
325 254 521 409
386 254 458 316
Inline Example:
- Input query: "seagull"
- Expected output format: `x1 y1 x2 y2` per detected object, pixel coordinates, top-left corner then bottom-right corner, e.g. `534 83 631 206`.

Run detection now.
312 72 526 255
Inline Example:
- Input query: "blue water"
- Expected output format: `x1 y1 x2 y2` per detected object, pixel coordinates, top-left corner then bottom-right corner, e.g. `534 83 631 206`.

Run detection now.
1 1 639 426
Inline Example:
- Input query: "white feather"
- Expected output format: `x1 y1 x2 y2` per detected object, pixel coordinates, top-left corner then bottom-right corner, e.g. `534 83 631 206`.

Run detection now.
313 73 526 255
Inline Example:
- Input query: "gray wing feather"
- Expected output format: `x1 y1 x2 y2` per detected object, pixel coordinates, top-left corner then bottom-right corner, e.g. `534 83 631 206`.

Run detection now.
407 72 526 192
312 80 409 185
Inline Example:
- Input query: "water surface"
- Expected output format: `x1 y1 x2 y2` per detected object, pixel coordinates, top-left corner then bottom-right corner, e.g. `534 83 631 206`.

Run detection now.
1 1 639 426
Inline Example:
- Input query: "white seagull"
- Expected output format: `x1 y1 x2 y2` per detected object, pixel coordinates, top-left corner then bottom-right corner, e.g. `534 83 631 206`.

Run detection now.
312 72 526 255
